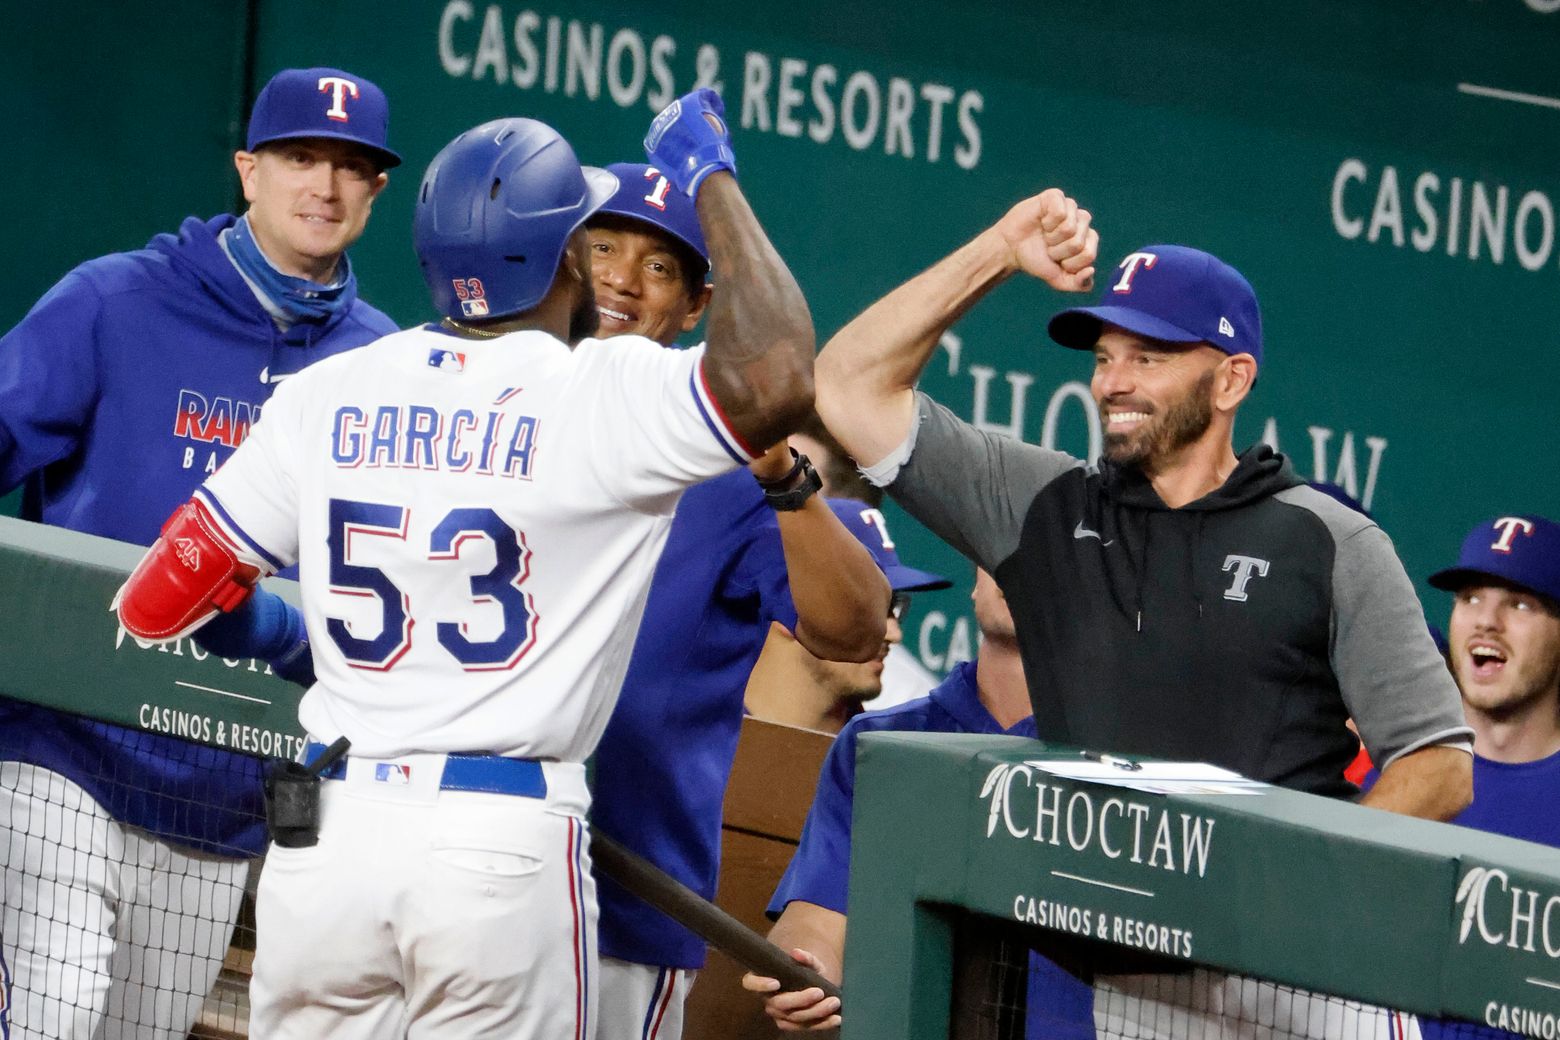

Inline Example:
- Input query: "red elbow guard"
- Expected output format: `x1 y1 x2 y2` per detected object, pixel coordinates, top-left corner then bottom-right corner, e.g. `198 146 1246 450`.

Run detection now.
113 499 265 642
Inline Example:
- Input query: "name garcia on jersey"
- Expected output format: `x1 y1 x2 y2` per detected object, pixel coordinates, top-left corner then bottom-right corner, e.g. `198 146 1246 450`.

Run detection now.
330 397 539 479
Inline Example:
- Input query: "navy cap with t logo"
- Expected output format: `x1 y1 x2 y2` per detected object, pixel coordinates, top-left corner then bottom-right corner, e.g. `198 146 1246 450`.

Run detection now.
246 67 401 169
1047 244 1263 366
1429 514 1560 605
596 162 709 274
826 498 951 592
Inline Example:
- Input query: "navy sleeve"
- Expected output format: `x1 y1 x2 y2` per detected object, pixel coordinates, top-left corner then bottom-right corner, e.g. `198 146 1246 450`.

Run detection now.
726 505 799 633
767 723 861 917
0 268 104 492
192 586 315 686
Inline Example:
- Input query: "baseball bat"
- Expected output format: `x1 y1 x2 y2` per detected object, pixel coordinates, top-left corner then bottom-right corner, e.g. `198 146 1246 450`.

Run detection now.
589 830 844 1001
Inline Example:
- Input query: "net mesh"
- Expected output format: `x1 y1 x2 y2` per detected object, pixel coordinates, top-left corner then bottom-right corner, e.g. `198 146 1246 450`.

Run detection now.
0 714 263 1040
950 913 1509 1040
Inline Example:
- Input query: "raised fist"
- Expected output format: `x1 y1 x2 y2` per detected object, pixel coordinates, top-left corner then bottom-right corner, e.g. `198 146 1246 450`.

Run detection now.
994 188 1098 293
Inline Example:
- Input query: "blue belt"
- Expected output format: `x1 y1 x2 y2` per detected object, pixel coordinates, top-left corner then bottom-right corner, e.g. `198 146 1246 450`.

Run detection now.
304 741 548 799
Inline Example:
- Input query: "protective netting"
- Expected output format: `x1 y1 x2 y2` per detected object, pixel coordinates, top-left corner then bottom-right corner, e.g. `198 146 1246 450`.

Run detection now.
0 717 263 1040
950 914 1506 1040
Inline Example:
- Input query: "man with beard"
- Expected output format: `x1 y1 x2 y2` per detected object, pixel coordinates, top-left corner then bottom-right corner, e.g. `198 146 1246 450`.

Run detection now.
812 188 1471 818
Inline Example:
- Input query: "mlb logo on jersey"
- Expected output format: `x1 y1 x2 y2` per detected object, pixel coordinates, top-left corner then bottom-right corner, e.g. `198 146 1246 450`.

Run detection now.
428 347 466 372
374 763 413 785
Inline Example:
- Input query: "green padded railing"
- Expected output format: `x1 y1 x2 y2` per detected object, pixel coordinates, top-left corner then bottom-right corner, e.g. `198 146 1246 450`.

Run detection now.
846 732 1560 1039
0 516 308 759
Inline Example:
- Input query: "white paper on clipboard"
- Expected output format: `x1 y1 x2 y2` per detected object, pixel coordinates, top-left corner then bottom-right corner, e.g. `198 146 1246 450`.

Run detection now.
1027 759 1269 795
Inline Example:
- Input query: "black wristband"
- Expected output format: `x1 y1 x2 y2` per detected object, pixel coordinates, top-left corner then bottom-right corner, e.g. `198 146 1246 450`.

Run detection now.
755 448 806 491
758 451 822 511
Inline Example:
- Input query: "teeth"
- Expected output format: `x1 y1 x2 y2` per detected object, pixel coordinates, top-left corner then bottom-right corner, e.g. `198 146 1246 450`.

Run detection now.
1471 647 1506 662
599 306 632 322
1108 411 1149 424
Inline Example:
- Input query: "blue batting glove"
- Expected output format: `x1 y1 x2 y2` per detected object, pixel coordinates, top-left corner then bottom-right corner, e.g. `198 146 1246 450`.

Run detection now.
644 88 737 198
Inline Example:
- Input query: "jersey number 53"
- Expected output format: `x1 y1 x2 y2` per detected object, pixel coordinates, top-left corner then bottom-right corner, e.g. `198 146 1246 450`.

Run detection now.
325 498 536 671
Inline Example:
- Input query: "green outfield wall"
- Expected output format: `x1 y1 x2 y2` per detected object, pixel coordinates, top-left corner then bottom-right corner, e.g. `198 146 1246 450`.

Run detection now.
6 1 1558 685
848 732 1560 1039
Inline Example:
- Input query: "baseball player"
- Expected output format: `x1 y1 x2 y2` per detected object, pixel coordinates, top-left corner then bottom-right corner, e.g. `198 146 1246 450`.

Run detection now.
1369 515 1560 1040
742 565 1100 1037
744 502 952 734
115 89 816 1039
0 67 399 1039
583 164 891 1040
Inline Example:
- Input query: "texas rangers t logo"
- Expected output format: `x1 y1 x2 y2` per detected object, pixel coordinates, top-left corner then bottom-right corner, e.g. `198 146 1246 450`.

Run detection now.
1112 251 1158 293
1221 555 1270 602
1490 517 1535 553
858 507 896 550
318 76 360 122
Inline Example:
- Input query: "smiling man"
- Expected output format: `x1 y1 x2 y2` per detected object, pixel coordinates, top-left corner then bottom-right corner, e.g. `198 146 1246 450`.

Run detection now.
581 162 889 1040
0 66 398 1040
814 189 1472 821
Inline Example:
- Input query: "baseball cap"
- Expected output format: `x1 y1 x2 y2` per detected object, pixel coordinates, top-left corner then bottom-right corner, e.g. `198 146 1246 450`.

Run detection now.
247 67 401 169
1428 515 1560 605
826 498 951 592
594 162 709 273
1047 244 1262 366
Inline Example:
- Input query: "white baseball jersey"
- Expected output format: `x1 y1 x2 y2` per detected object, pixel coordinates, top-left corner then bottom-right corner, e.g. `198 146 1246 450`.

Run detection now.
200 324 754 761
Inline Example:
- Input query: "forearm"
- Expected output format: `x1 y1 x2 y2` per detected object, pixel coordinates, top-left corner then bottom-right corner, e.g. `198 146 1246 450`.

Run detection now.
780 497 890 662
767 902 847 985
1360 744 1473 821
698 173 815 449
816 227 1016 467
192 587 316 686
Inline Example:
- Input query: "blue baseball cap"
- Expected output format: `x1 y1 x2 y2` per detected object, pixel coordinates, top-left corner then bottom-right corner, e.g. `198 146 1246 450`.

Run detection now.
594 162 709 274
247 67 401 169
1429 515 1560 605
1048 245 1262 366
826 498 951 592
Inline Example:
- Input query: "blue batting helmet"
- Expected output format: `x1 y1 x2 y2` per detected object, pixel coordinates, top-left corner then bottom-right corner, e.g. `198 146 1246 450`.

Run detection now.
414 118 618 321
595 162 709 274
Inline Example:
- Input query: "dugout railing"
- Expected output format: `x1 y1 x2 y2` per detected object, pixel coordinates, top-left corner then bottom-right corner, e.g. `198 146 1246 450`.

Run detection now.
0 516 303 1038
846 731 1560 1039
8 517 1560 1039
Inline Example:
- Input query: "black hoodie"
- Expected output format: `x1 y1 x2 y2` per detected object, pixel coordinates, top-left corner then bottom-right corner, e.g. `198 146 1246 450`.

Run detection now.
887 394 1468 798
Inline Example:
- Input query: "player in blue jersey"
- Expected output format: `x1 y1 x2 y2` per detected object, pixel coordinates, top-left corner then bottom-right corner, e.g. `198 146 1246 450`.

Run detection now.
583 163 892 1040
0 67 399 1039
1428 514 1560 847
743 567 1094 1037
1373 515 1560 1040
742 499 952 735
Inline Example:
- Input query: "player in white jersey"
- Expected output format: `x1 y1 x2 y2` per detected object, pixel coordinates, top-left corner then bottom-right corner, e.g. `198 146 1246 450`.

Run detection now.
112 90 815 1040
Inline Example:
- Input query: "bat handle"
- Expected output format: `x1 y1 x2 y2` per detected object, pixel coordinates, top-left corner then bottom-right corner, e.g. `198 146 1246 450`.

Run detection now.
306 736 351 777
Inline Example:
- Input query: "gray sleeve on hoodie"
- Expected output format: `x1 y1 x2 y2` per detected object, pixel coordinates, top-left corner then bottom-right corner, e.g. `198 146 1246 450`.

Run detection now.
1275 486 1473 770
886 392 1083 571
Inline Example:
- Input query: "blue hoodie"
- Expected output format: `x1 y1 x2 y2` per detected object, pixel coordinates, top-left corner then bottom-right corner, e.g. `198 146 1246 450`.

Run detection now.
0 214 396 856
